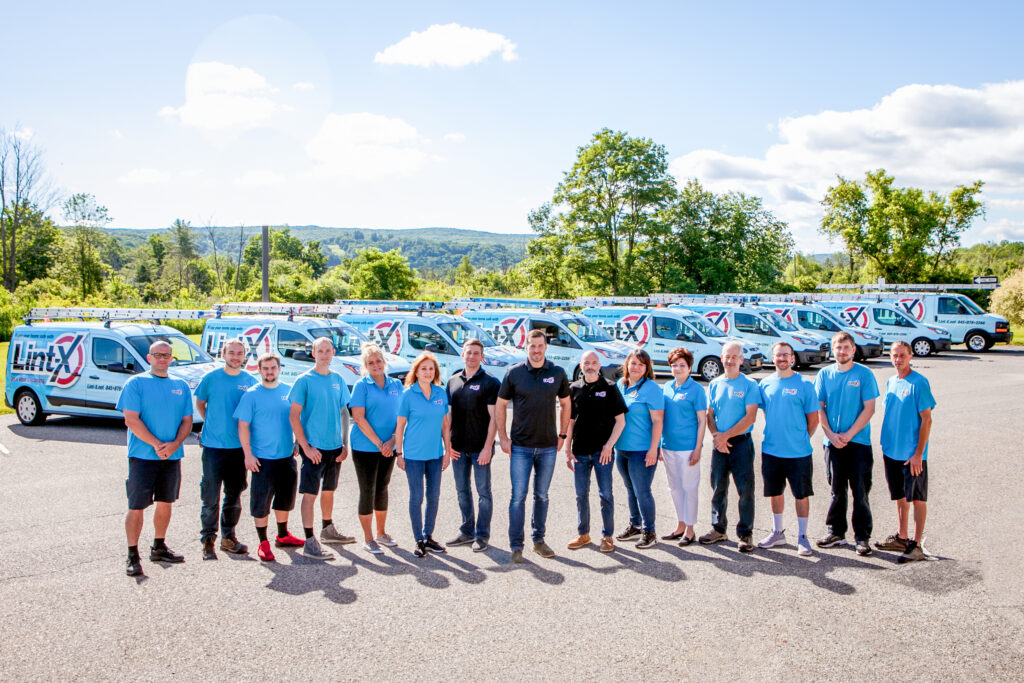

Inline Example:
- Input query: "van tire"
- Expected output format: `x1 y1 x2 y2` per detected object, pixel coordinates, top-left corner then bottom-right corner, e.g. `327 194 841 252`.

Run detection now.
964 330 991 352
911 338 934 357
698 357 724 381
573 367 582 382
15 389 46 426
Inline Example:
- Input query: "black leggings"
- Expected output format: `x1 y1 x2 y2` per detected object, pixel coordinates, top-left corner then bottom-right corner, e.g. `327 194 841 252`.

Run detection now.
352 450 396 515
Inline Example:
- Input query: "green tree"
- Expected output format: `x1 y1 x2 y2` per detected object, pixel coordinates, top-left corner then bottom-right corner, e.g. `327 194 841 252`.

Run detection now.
149 233 167 269
301 240 328 278
820 169 984 283
14 206 63 283
344 247 418 299
244 228 304 266
991 267 1024 330
61 193 112 298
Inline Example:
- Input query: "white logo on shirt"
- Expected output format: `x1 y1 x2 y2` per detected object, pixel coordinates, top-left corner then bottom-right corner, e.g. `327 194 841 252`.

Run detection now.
734 391 745 398
171 388 182 395
470 385 481 391
237 385 248 391
897 388 911 399
783 388 798 396
595 391 606 397
543 377 555 384
678 393 688 400
332 383 340 390
389 390 399 395
849 380 860 387
433 398 444 405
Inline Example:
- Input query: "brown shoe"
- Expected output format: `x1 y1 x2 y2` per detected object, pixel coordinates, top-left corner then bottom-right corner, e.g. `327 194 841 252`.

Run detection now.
567 534 591 550
699 529 728 545
220 536 249 555
600 537 615 553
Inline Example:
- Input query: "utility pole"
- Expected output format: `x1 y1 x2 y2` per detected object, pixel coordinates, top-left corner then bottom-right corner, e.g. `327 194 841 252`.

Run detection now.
261 224 270 302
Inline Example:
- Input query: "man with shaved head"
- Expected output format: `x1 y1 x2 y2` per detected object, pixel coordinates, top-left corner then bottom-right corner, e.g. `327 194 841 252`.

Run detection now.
118 340 195 577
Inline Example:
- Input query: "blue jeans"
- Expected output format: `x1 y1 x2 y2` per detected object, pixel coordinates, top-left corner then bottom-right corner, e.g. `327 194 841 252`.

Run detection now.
508 446 557 551
405 458 442 542
709 437 755 537
616 450 658 533
573 452 615 537
452 451 492 541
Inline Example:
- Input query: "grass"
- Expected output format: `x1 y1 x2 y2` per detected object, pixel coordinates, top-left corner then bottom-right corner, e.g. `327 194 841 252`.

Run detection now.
0 342 11 415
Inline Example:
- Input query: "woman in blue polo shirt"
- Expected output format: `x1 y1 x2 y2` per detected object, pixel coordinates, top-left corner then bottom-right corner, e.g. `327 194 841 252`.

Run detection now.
350 343 404 555
395 352 452 558
614 349 665 549
660 346 707 545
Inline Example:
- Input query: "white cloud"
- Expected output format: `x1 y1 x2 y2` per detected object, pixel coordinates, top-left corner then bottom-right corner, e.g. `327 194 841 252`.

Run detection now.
109 129 123 139
117 168 171 185
670 80 1024 249
443 132 466 143
13 127 34 140
159 61 289 132
292 81 314 91
306 112 430 178
234 169 286 187
978 218 1024 241
374 23 517 68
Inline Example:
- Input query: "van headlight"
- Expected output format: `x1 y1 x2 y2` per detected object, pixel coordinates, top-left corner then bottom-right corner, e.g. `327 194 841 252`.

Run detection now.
595 348 626 360
927 327 950 337
485 357 510 367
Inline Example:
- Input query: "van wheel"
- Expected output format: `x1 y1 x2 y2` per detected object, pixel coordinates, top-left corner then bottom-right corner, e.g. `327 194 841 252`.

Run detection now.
698 357 723 381
573 367 582 382
911 338 934 357
15 389 47 426
964 330 990 352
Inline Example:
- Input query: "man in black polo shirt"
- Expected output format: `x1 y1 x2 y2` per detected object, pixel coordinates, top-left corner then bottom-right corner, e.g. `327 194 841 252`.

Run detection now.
564 350 627 553
445 338 500 552
496 329 571 563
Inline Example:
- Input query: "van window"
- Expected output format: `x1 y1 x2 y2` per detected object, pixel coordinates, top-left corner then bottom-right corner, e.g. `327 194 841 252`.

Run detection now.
938 297 969 315
278 329 312 359
654 316 698 342
93 338 137 372
873 308 915 327
734 312 777 337
409 324 456 355
126 334 212 365
683 315 726 338
531 321 579 348
797 310 840 332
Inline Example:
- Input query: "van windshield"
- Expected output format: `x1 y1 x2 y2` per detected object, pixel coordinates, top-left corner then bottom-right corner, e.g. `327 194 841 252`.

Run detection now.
127 334 213 366
438 321 497 347
797 309 842 332
758 310 798 332
683 315 726 338
563 317 613 342
957 296 985 315
308 325 366 356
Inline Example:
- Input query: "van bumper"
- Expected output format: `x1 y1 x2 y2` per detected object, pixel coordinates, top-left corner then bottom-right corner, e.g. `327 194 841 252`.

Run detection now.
859 342 883 359
935 339 952 352
601 364 623 380
741 354 764 373
992 330 1014 344
796 349 828 366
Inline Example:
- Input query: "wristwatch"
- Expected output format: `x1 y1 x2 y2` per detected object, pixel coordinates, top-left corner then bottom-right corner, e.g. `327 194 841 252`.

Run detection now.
559 433 567 439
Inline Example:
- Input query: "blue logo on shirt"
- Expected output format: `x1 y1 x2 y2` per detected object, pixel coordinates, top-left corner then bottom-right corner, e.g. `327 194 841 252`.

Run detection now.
596 391 606 397
543 377 555 384
783 388 798 396
735 391 745 398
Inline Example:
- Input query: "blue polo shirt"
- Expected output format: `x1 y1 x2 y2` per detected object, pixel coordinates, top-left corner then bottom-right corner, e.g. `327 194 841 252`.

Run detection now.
759 373 819 458
349 375 404 453
880 371 936 461
288 368 352 450
662 377 708 451
398 383 448 461
708 374 761 434
233 383 294 460
615 377 666 452
814 363 880 447
195 368 257 449
116 372 193 461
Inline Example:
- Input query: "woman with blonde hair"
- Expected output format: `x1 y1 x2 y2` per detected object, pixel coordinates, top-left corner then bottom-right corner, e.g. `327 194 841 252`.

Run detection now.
395 352 452 557
349 342 404 554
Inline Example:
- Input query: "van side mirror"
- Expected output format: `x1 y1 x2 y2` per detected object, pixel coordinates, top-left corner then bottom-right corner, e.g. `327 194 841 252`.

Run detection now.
675 333 690 341
107 362 135 374
425 343 442 354
293 351 312 362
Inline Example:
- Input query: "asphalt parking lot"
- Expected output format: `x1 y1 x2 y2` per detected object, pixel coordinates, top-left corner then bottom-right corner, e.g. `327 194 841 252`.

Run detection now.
1 348 1022 681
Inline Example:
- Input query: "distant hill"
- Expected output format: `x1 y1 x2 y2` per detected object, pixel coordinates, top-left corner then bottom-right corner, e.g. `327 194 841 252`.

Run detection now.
99 226 532 275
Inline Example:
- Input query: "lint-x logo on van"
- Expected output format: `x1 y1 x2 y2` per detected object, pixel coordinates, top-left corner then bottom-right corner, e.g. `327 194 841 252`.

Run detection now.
12 332 88 387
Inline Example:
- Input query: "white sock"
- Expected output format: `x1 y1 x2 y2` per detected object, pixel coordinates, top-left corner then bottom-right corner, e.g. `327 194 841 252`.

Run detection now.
773 513 784 533
797 517 808 538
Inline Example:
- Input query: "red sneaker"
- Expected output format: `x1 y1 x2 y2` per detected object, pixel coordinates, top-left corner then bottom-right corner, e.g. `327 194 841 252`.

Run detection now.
274 532 304 547
257 540 275 562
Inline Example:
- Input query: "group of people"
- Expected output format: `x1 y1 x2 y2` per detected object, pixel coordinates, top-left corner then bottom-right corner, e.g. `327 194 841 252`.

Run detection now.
118 327 934 578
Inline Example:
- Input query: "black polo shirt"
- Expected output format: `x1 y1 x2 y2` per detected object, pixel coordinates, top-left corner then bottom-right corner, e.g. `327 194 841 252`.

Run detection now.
446 366 501 453
498 360 571 449
569 375 629 456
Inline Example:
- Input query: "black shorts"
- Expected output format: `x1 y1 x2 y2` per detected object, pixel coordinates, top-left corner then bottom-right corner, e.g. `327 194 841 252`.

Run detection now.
250 457 298 518
761 453 814 499
126 458 182 510
298 447 343 495
883 455 928 502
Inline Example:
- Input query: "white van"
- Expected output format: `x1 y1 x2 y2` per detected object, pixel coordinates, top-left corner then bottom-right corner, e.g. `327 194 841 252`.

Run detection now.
6 308 217 426
203 306 411 386
680 304 832 368
817 300 952 356
462 308 634 380
581 306 763 380
763 303 884 361
339 311 524 381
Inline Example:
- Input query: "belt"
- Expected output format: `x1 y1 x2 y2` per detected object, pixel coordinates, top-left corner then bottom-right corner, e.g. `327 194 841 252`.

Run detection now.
727 433 751 444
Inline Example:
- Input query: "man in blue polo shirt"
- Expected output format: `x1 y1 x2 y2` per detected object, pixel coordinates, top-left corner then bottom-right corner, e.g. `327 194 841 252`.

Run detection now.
814 331 880 556
877 341 936 563
118 340 194 577
700 341 761 552
195 338 257 560
235 353 300 563
756 342 820 557
289 337 354 561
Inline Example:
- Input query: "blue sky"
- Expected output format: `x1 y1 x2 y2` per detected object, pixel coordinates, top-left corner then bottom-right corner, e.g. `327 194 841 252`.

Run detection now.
4 1 1024 252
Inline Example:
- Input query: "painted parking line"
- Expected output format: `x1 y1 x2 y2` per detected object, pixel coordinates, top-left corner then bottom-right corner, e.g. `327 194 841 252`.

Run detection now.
0 442 10 455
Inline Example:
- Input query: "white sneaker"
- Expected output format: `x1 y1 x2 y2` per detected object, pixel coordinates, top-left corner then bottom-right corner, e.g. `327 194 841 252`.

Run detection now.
363 540 384 555
797 535 813 556
375 533 398 547
757 529 787 549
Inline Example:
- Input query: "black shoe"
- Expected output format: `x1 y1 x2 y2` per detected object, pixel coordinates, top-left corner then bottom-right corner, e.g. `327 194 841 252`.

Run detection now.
677 534 696 547
220 536 248 555
636 531 657 549
855 539 873 556
413 540 427 558
615 524 642 541
424 537 446 554
202 539 217 561
126 554 143 577
150 545 185 563
737 535 755 553
661 530 686 541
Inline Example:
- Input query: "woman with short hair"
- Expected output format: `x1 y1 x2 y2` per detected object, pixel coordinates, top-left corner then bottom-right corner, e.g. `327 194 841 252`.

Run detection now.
659 347 707 545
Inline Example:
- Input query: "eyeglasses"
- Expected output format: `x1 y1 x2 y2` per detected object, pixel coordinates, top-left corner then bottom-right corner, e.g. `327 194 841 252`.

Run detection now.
150 353 173 359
